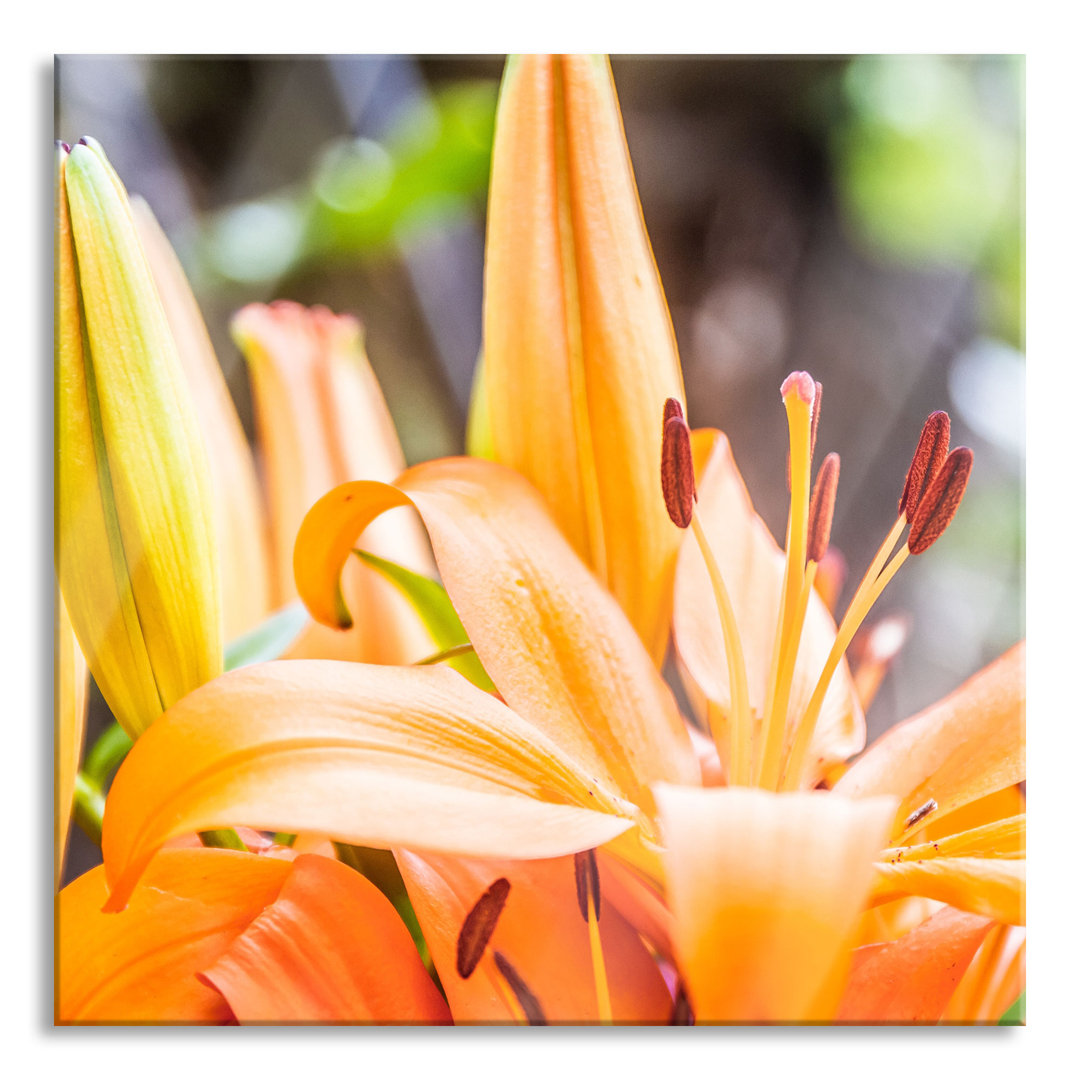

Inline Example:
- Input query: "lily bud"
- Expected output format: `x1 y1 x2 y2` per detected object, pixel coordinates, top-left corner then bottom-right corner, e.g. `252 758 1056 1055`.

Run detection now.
56 138 222 738
132 198 272 639
231 301 436 665
479 55 686 665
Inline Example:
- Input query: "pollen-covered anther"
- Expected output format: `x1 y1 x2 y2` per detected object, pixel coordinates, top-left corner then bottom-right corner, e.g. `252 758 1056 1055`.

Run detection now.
661 404 696 529
493 951 547 1025
899 411 951 522
574 849 601 922
456 877 511 979
906 446 973 555
807 452 840 564
663 396 685 425
904 798 938 830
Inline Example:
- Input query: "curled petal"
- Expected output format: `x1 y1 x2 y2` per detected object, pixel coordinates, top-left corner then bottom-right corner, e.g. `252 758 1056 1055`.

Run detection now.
101 660 635 911
233 300 434 664
836 906 995 1023
295 457 699 821
200 854 450 1023
58 849 291 1023
837 642 1025 841
655 784 896 1023
674 431 864 785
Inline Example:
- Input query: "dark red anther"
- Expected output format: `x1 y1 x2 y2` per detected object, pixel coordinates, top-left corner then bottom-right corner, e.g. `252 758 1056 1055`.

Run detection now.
493 952 547 1024
456 877 511 979
57 140 71 154
807 452 840 565
899 411 951 522
573 849 601 923
661 404 696 529
907 447 973 555
663 397 685 425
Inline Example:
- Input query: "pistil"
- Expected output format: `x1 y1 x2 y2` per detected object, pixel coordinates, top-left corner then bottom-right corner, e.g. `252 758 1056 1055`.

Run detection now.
756 373 815 789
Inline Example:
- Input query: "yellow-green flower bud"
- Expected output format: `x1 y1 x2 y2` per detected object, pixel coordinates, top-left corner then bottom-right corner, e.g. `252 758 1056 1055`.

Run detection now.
56 137 222 738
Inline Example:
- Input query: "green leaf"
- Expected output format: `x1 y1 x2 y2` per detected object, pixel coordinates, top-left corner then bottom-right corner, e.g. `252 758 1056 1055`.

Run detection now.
224 602 308 671
353 550 494 691
83 722 134 789
999 990 1025 1025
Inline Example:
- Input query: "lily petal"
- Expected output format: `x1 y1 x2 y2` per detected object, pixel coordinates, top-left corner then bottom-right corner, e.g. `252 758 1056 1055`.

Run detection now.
483 55 685 664
869 856 1025 926
655 784 896 1022
942 923 1026 1023
101 660 635 911
674 430 864 785
397 851 672 1023
836 642 1025 841
58 848 291 1023
836 906 994 1023
56 590 88 885
133 198 272 639
295 457 699 820
199 853 450 1023
232 300 434 664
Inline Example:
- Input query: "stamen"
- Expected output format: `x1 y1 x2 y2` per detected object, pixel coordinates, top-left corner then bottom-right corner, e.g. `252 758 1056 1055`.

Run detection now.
904 798 938 830
574 850 612 1023
669 982 694 1025
661 408 696 529
690 515 753 786
663 396 685 424
899 411 950 522
810 381 823 462
807 453 840 565
493 951 548 1025
907 447 973 555
456 877 511 979
573 849 601 923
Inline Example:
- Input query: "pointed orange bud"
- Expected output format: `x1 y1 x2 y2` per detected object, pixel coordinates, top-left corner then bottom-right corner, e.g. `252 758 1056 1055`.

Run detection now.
480 55 686 664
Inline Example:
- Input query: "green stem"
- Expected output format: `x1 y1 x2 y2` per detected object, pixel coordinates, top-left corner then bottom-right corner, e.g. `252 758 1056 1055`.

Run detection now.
73 772 105 845
198 828 248 851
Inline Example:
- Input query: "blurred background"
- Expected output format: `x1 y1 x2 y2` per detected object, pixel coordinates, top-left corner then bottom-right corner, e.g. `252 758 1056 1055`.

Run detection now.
55 53 1023 823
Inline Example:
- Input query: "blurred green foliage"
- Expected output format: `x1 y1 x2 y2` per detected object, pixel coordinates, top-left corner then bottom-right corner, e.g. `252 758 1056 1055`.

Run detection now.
203 81 497 285
833 56 1024 346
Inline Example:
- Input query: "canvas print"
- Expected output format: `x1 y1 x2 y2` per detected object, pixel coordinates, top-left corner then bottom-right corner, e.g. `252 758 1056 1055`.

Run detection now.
54 54 1025 1025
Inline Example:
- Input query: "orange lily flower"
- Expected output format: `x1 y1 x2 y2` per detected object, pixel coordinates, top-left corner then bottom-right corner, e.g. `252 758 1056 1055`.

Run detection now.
63 56 1023 1025
58 845 449 1024
477 54 685 665
232 300 435 665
